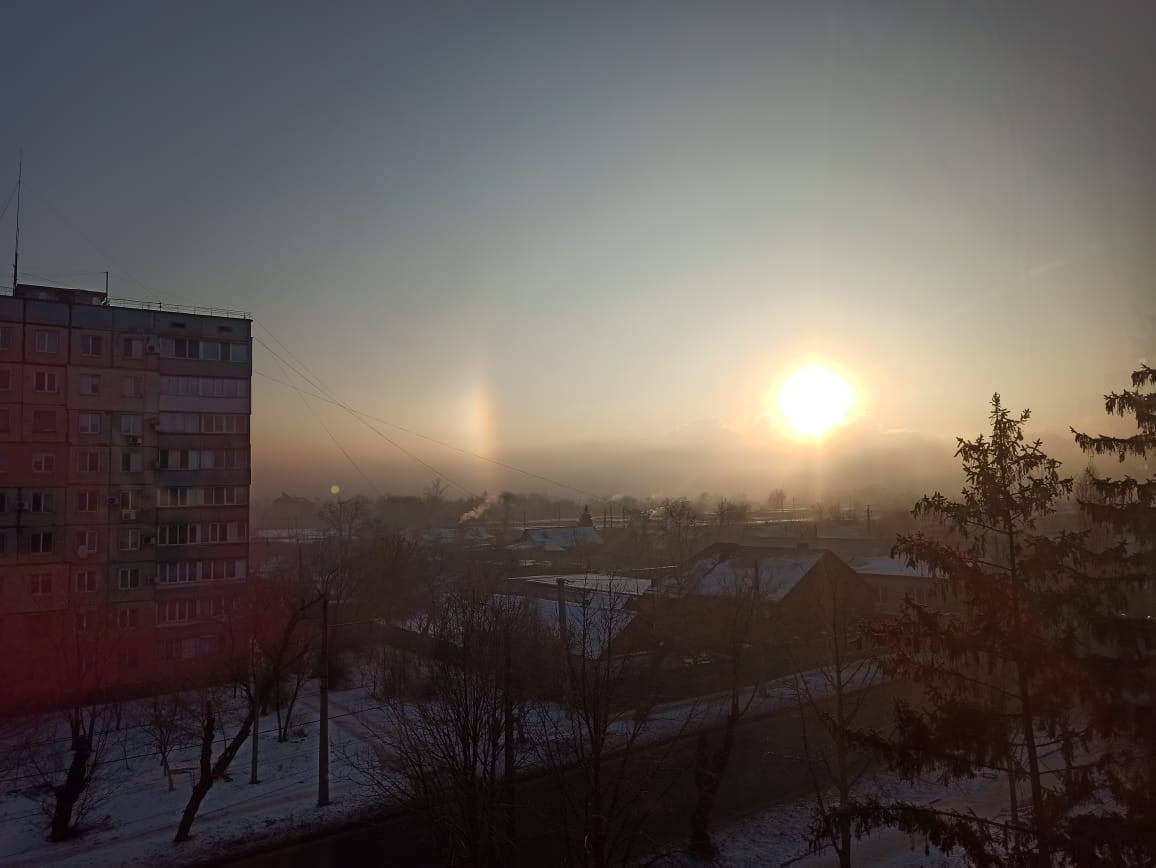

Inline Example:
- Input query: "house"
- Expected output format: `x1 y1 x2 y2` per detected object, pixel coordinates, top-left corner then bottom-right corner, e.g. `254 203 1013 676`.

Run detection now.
507 525 603 554
848 554 955 614
640 543 878 680
409 525 494 547
496 572 649 660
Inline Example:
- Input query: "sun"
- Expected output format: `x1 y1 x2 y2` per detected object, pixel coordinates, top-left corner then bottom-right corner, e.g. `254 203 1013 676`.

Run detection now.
776 363 856 439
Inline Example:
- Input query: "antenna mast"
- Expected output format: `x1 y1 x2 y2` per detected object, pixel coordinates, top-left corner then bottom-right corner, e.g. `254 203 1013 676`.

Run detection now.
11 150 21 293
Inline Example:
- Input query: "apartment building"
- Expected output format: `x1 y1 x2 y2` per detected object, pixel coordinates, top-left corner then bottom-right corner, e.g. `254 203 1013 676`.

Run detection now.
0 283 252 711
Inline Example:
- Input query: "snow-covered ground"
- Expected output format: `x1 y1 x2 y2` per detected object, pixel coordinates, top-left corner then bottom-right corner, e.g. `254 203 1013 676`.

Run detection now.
651 772 1010 868
0 683 385 866
0 662 880 866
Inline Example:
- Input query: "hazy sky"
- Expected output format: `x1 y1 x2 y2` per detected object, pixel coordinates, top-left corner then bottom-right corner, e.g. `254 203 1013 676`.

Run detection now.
2 2 1153 499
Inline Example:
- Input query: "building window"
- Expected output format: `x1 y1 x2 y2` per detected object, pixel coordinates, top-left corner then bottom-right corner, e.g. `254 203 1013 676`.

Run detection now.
157 598 199 625
121 452 143 473
80 334 103 356
0 326 10 350
76 450 101 473
29 492 55 513
120 414 143 436
202 414 249 434
79 373 101 396
160 376 248 399
77 529 99 554
32 453 55 473
121 376 144 398
30 574 52 595
159 412 200 433
122 337 144 359
32 409 57 432
33 371 59 394
117 607 138 630
76 570 98 593
160 487 192 507
75 611 96 632
34 330 59 354
118 529 141 552
159 524 200 546
78 412 102 435
117 567 141 590
77 489 101 511
119 489 141 510
208 486 247 506
0 369 10 391
0 408 10 434
118 648 139 668
30 531 55 554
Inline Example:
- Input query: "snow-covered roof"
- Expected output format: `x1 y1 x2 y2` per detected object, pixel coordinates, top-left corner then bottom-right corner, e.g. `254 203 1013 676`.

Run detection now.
254 527 329 542
412 525 494 546
689 551 823 601
508 525 604 552
493 591 634 658
849 555 932 579
520 574 651 597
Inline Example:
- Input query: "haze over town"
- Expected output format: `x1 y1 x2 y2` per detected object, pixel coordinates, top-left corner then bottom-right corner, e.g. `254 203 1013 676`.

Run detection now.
0 4 1153 868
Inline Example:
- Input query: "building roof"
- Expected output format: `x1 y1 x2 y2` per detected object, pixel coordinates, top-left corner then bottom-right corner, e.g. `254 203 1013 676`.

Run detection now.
413 525 494 546
849 554 932 578
686 548 825 601
518 573 651 597
508 525 604 552
493 591 635 658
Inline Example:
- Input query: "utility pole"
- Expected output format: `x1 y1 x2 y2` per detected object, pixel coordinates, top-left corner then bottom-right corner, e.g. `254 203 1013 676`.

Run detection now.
249 639 259 785
317 587 330 806
11 150 22 292
502 620 516 862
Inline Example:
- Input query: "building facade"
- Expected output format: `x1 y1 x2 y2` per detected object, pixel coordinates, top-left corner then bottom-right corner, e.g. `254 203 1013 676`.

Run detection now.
0 283 252 711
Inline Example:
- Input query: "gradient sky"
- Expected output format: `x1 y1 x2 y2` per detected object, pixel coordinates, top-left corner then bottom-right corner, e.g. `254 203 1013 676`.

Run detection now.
2 2 1153 499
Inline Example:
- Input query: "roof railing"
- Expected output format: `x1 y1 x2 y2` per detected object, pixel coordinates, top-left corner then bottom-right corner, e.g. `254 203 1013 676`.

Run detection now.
106 297 252 320
1 287 252 320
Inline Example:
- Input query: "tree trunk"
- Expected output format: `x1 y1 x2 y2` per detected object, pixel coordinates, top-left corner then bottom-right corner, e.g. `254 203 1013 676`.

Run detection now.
174 702 215 843
175 700 256 843
689 709 740 856
250 694 259 785
1005 523 1049 867
49 733 91 842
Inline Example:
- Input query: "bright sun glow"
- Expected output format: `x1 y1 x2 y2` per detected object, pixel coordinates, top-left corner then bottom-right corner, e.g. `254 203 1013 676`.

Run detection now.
777 363 856 439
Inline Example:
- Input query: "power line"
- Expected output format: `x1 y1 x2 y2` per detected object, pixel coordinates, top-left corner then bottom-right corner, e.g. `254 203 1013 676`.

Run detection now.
250 336 600 499
270 354 383 497
1 701 390 789
252 333 477 499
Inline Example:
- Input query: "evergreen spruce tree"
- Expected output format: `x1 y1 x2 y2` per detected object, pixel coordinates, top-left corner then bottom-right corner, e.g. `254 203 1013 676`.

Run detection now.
843 395 1099 867
1066 364 1156 863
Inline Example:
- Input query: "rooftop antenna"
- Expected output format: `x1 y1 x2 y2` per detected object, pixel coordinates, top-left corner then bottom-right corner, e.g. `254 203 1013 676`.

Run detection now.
11 150 21 293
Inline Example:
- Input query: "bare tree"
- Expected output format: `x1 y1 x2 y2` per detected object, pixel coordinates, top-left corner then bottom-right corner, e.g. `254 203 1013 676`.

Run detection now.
173 579 321 843
535 578 690 867
139 693 194 791
791 559 881 868
660 497 699 565
19 701 126 841
686 557 772 856
352 591 542 865
18 610 128 841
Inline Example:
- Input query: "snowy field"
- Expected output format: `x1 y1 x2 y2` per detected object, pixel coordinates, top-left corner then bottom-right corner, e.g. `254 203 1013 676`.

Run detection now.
0 684 385 866
0 663 881 866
